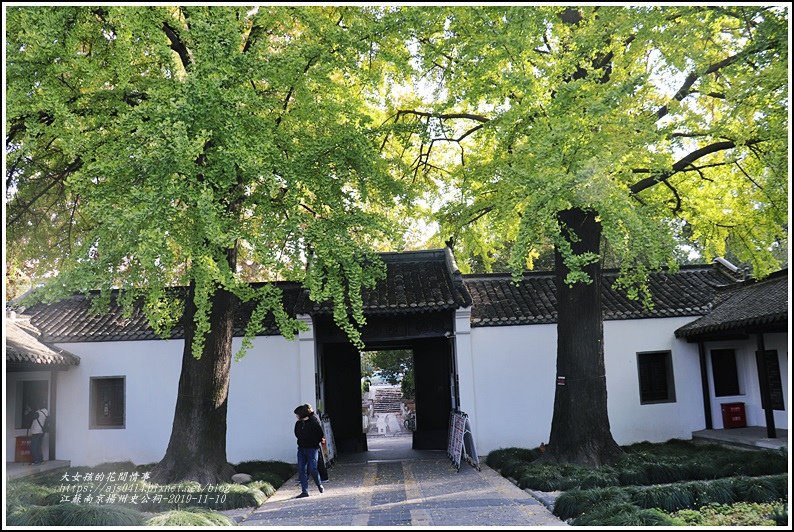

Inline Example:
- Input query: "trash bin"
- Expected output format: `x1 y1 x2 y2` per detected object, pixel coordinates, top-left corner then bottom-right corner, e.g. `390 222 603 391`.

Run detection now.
721 402 746 429
15 435 32 463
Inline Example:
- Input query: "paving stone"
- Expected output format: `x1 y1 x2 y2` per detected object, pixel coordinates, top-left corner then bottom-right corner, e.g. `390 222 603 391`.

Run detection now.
240 435 567 526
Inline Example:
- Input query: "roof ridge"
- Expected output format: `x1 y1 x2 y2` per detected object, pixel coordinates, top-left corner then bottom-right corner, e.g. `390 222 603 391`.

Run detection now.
463 264 717 280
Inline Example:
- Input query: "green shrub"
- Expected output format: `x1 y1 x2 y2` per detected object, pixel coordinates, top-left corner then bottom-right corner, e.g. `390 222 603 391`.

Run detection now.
247 480 276 497
234 460 295 481
572 502 677 526
630 483 695 512
209 484 266 510
553 487 630 520
769 502 787 526
499 457 532 480
485 447 539 470
249 471 286 488
146 507 235 526
670 501 783 526
8 503 145 526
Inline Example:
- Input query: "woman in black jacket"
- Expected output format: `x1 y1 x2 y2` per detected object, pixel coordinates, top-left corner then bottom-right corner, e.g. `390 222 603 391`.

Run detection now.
294 404 325 498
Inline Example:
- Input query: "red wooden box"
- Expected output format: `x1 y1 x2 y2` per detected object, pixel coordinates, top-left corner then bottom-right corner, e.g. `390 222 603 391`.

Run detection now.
721 402 746 429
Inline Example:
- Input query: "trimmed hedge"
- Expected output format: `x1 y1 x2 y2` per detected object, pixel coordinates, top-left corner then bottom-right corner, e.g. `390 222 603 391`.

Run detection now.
554 474 788 522
489 440 788 492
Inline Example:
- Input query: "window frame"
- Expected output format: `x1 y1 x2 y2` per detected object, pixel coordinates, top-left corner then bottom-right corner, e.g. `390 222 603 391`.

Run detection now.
89 376 126 430
636 350 677 405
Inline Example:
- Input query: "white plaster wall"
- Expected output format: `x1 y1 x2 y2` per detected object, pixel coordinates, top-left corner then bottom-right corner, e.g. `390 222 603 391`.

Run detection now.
6 371 52 461
603 317 704 444
469 323 557 455
50 335 305 466
469 317 706 455
703 332 788 430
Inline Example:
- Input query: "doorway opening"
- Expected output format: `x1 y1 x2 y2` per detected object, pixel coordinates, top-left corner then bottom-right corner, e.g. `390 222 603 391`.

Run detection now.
361 349 415 452
318 336 455 455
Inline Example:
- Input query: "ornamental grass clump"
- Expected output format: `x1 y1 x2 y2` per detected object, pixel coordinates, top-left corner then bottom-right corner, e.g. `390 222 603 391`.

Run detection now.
630 483 695 512
246 480 276 497
146 507 236 526
485 447 540 471
643 460 690 484
571 502 677 526
617 467 649 486
248 471 285 488
8 503 145 526
689 479 735 506
553 486 630 520
234 460 296 482
6 481 59 510
730 475 780 503
516 463 574 491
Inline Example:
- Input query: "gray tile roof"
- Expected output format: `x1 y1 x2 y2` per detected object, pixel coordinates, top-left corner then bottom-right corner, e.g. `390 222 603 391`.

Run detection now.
15 250 472 343
295 249 472 315
464 266 735 327
20 282 304 343
6 319 80 367
11 251 756 343
675 269 788 339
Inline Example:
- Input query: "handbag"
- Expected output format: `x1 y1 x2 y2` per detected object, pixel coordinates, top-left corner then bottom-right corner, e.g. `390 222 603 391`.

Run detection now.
317 449 329 482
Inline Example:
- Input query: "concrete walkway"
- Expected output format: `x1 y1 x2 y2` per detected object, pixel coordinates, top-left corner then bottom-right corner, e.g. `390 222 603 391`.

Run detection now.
241 435 566 527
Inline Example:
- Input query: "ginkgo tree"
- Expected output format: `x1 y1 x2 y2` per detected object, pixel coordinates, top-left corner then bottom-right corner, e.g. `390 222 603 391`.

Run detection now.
385 5 788 465
6 5 415 483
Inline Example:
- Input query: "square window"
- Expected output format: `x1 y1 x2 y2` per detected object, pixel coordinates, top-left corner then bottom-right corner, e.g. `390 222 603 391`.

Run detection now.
90 377 125 429
711 349 740 397
637 351 676 404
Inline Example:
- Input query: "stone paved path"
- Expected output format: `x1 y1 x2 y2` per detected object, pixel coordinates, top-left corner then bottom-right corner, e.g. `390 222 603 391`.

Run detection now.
240 435 566 527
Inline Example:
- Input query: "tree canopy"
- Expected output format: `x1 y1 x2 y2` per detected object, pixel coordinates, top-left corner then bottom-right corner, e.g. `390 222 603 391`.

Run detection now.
6 6 419 352
386 6 787 290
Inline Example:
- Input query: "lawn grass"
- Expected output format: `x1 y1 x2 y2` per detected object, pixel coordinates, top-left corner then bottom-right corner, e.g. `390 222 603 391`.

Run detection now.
7 458 295 526
487 439 789 526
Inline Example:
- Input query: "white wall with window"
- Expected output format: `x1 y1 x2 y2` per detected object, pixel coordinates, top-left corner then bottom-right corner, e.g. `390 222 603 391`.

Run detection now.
468 316 704 455
50 335 304 466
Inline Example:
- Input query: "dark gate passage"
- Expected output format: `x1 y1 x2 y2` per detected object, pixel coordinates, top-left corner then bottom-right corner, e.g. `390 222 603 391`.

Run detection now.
315 312 456 454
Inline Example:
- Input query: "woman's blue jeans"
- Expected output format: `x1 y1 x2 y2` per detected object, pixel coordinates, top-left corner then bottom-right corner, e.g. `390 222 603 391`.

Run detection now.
297 447 321 493
31 433 44 463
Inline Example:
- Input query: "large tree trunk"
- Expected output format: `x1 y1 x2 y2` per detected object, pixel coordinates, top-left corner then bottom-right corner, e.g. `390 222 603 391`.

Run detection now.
541 208 623 466
150 280 237 484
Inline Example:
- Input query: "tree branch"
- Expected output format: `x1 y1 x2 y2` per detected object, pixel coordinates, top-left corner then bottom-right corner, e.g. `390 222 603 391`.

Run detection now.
8 159 84 227
629 139 762 195
395 109 490 123
654 42 775 122
162 21 191 70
